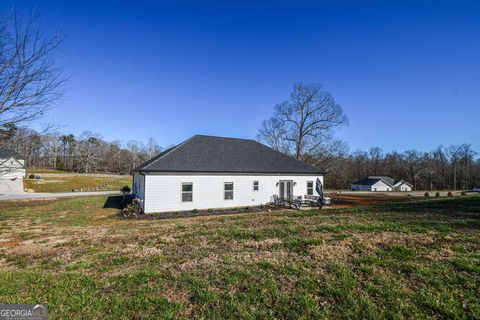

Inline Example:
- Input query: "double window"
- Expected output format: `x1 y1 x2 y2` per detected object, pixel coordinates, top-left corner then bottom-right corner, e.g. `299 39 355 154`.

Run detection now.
253 181 259 191
182 183 193 202
224 182 234 200
307 181 314 195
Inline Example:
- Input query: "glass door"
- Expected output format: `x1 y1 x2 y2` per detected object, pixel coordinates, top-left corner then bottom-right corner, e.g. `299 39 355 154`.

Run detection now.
279 180 293 201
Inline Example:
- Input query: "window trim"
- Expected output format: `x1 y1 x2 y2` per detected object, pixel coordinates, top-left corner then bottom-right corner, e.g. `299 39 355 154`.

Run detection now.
224 182 234 200
307 181 314 196
253 180 259 191
181 182 193 202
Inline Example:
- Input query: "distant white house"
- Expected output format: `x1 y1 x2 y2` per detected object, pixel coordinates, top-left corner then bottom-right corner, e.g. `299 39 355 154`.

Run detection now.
132 135 325 213
351 176 412 192
0 149 26 194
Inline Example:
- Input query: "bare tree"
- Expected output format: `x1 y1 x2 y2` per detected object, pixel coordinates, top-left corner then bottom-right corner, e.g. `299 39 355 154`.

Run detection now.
79 132 101 173
305 139 349 170
146 138 162 158
126 140 146 170
0 10 65 130
368 147 383 175
257 83 348 159
446 145 462 190
402 149 426 190
428 146 448 189
458 144 476 189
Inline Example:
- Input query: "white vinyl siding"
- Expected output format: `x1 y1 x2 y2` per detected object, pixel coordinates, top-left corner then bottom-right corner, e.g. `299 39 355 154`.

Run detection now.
142 174 324 213
397 182 412 191
371 180 392 191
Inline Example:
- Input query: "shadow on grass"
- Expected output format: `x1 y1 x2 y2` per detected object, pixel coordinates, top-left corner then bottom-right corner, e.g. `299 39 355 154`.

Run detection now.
103 196 126 209
378 196 480 217
363 196 480 232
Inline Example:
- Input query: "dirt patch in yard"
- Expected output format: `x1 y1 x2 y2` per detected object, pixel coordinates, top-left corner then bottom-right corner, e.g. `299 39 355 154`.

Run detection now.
0 240 23 247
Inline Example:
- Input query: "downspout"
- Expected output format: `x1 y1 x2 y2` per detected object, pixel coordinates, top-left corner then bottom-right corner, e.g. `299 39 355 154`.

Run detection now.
138 171 146 212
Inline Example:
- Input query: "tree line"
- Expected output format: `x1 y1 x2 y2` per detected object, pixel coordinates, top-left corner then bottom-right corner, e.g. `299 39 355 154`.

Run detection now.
258 83 479 190
310 145 479 190
0 126 163 174
2 124 478 190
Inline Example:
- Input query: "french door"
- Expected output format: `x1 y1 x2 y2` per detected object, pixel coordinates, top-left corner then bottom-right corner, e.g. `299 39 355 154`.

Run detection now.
279 180 293 201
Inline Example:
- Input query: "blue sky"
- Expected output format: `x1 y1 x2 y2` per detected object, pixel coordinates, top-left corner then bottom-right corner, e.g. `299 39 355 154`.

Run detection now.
5 0 480 152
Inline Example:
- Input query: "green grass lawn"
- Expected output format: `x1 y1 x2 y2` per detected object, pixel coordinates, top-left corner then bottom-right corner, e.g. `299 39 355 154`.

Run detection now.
24 176 132 193
0 196 479 319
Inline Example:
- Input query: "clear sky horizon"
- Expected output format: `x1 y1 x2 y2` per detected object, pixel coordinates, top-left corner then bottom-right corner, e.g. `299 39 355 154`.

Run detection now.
4 0 479 153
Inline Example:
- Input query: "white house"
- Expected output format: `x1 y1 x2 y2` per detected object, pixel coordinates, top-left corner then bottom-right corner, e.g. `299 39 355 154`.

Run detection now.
132 135 325 213
0 149 26 194
392 180 413 191
351 176 412 192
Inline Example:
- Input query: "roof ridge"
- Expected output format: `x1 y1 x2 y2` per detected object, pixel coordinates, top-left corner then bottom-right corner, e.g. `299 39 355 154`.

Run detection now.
193 134 255 141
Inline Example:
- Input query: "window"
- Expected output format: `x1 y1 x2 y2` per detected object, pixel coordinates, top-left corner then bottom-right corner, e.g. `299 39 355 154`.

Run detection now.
224 182 234 200
307 181 313 195
253 180 259 191
182 183 193 202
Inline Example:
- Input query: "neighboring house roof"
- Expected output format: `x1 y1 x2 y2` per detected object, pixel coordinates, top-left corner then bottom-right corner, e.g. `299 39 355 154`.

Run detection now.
0 149 23 160
394 180 413 187
134 135 324 174
368 176 395 186
351 178 385 186
353 176 412 188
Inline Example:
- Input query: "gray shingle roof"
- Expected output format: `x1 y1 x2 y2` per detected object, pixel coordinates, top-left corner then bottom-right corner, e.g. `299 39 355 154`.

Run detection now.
0 149 23 160
368 176 395 186
351 178 383 186
134 135 324 174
